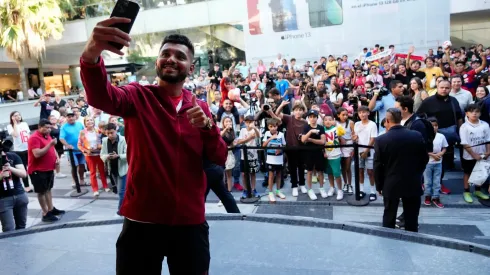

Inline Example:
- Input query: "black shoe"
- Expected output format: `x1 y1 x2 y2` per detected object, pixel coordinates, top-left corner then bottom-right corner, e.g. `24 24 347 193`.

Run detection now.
369 193 377 201
395 220 405 229
42 212 59 223
51 207 65 215
396 213 405 223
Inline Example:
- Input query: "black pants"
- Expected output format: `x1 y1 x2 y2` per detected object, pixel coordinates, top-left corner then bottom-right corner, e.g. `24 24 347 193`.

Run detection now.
287 151 305 188
204 163 240 214
383 196 421 232
13 151 29 188
116 218 210 275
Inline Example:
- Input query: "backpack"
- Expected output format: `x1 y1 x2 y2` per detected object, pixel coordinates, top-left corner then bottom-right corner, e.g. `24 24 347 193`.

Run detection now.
406 114 435 152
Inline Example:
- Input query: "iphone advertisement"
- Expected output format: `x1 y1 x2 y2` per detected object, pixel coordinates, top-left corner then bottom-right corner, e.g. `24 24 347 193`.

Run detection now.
245 0 449 62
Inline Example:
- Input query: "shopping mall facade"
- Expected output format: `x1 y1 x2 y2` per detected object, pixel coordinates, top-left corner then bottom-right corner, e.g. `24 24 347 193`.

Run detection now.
0 0 488 97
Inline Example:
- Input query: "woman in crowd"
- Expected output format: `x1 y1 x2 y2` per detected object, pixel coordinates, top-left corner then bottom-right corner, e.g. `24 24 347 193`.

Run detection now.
78 117 110 197
257 60 267 77
255 89 265 108
49 115 67 179
7 111 31 192
330 83 343 108
473 86 489 104
409 77 428 113
353 69 366 90
221 117 236 192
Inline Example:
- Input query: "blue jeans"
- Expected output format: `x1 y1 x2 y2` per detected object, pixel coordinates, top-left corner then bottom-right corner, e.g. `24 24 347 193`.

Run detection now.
232 148 241 183
117 175 127 211
424 162 442 198
0 193 29 232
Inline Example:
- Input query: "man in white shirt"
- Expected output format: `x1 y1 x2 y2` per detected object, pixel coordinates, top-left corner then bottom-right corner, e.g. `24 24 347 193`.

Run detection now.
138 76 150 85
274 53 283 68
449 75 472 114
249 73 261 91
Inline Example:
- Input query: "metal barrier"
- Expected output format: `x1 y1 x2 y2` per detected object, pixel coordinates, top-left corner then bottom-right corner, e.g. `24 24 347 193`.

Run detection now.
238 142 374 206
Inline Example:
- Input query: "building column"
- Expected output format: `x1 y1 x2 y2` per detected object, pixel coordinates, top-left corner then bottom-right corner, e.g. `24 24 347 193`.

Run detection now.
69 65 82 91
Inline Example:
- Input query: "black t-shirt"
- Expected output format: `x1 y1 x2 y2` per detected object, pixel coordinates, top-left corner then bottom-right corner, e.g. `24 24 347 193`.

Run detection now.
417 95 463 129
208 70 222 86
302 124 325 147
0 153 24 199
406 69 426 81
40 101 54 120
382 71 392 87
53 99 66 111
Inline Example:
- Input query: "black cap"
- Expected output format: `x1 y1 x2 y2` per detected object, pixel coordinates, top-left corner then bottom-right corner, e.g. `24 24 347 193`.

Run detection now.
244 115 255 121
38 118 51 127
307 109 319 117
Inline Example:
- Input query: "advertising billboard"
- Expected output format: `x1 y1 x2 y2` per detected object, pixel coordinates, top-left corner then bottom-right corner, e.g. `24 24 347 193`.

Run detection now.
244 0 450 62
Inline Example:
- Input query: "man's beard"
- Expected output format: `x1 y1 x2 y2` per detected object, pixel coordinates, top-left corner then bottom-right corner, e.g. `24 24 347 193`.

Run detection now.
156 66 187 84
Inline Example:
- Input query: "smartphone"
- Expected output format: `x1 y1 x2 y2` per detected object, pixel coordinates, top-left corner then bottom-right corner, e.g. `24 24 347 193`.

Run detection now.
307 0 342 28
109 0 140 50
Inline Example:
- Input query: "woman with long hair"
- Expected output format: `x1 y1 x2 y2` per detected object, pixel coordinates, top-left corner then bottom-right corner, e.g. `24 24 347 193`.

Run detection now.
257 60 266 77
49 115 67 179
330 83 343 108
408 77 428 113
255 89 265 107
78 117 110 197
221 117 236 192
474 85 489 104
7 111 31 192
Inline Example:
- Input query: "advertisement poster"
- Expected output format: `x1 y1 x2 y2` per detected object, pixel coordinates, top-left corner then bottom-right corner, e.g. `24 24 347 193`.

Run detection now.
244 0 450 63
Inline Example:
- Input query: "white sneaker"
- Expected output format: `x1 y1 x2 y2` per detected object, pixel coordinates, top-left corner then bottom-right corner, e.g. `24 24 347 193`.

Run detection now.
93 191 100 197
276 190 286 199
56 173 67 179
105 188 111 193
327 187 335 197
347 184 353 194
342 183 348 192
268 192 276 202
300 186 308 194
307 189 317 200
319 188 328 198
292 187 299 197
336 190 344 201
217 201 223 207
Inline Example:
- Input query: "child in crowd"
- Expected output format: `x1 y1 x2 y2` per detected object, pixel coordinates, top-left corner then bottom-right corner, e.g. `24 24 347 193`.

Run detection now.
353 106 378 201
336 107 355 194
236 115 261 199
424 118 448 208
459 104 490 203
323 114 345 200
301 109 326 200
221 117 236 192
262 118 287 202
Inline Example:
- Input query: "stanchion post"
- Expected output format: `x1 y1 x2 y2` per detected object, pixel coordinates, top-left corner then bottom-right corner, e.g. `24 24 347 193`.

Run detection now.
243 145 252 198
346 142 370 206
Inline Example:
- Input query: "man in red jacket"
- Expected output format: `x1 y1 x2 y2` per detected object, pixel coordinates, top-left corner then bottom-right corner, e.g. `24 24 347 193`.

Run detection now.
80 17 227 275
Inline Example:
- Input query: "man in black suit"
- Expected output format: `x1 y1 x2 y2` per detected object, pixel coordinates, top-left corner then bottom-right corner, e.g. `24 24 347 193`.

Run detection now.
374 108 429 232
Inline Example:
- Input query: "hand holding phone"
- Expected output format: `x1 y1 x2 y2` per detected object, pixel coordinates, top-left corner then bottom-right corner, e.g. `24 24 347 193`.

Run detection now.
81 0 139 63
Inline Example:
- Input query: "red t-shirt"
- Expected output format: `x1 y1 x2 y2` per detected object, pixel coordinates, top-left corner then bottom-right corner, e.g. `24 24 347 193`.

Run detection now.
27 131 57 174
452 69 477 95
169 93 183 109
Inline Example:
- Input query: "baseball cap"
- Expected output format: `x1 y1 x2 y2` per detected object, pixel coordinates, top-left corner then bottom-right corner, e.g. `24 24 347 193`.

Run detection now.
307 109 319 117
244 115 255 121
66 110 75 116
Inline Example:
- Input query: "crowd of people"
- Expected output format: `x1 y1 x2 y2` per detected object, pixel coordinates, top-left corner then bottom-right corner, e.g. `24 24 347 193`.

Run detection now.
0 88 128 232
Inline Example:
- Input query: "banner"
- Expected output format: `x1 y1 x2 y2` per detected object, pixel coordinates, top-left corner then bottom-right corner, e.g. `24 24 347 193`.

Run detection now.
244 0 450 63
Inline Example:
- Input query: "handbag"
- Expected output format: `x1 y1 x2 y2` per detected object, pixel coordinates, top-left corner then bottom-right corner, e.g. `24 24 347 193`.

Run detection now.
469 159 490 187
438 99 460 145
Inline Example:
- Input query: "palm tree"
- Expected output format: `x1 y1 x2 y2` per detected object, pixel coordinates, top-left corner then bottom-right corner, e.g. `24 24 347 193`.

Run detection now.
0 0 64 97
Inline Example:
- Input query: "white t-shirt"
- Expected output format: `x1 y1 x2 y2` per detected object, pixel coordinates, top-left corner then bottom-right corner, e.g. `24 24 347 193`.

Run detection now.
429 133 448 163
354 120 378 159
460 120 490 160
330 92 343 104
262 131 286 165
238 128 260 161
86 131 98 149
7 122 30 151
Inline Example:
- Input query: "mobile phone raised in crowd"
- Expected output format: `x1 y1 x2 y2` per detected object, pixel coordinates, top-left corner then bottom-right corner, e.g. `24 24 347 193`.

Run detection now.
109 0 140 50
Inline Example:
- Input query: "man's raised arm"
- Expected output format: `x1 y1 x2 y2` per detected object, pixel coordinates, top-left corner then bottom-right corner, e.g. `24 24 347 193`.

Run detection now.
80 17 135 117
